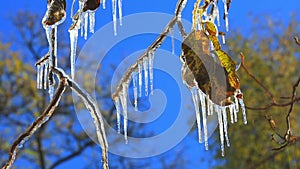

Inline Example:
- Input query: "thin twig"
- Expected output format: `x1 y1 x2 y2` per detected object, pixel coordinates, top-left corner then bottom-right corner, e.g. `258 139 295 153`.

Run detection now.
286 77 300 135
111 0 188 100
35 52 50 66
2 79 67 169
240 52 275 102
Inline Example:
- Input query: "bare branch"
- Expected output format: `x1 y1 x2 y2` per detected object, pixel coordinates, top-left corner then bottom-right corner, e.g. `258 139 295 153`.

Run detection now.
294 36 300 46
48 141 95 169
111 0 188 100
240 52 275 102
2 78 67 169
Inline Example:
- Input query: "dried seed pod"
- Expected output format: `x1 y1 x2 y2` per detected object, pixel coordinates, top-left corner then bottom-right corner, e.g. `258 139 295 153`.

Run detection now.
83 0 101 12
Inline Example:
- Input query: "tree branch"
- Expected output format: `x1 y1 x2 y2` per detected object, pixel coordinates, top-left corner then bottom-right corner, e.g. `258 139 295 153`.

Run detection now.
111 0 188 100
2 78 67 169
48 141 95 169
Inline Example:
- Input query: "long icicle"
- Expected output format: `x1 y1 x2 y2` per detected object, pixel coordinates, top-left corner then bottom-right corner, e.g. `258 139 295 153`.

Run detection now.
114 97 121 133
138 62 142 97
191 86 202 143
37 65 41 89
120 84 128 143
89 11 96 33
222 106 230 147
118 0 123 26
132 72 138 111
199 89 208 150
69 29 79 79
43 62 49 89
216 105 225 157
112 0 117 35
143 57 149 96
148 50 154 95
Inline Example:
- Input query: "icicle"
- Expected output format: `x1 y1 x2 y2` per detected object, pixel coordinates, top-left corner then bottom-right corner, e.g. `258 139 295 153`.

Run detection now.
120 84 128 143
143 57 149 96
84 12 89 40
48 85 55 100
216 105 225 156
191 87 202 143
132 72 138 111
79 0 85 37
37 65 41 89
223 0 229 31
71 0 76 19
112 0 117 36
238 96 247 124
222 107 230 147
138 62 142 97
229 104 234 124
114 98 121 133
234 92 239 123
199 89 208 150
69 29 79 79
210 41 214 51
148 50 154 95
207 95 214 116
102 0 106 9
43 62 49 89
170 27 175 55
221 34 226 44
213 2 220 27
118 0 123 26
89 11 95 33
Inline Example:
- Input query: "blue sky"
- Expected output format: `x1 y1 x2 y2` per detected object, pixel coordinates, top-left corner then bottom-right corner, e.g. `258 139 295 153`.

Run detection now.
0 0 300 168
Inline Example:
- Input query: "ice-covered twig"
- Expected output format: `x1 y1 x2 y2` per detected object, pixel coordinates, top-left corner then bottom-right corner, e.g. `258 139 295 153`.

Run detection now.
52 68 109 169
3 67 109 169
111 0 188 100
2 78 67 169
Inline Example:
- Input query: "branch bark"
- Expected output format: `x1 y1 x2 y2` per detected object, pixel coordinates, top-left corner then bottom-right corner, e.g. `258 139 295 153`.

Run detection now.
2 78 67 169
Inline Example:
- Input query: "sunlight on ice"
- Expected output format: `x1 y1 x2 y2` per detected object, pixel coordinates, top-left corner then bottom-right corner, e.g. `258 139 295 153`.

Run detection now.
148 50 154 95
37 65 41 89
238 97 248 124
132 72 138 111
170 27 175 55
120 84 129 144
118 0 123 26
222 107 230 147
143 57 149 96
199 89 208 150
222 0 229 31
102 0 106 9
43 63 49 89
69 29 78 79
84 12 89 40
89 11 95 33
216 105 225 157
112 0 117 35
114 98 121 133
138 62 142 97
190 87 202 143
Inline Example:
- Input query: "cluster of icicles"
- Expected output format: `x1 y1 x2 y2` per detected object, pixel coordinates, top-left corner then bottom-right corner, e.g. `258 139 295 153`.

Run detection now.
37 0 123 97
112 0 247 157
190 85 247 156
113 51 155 143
